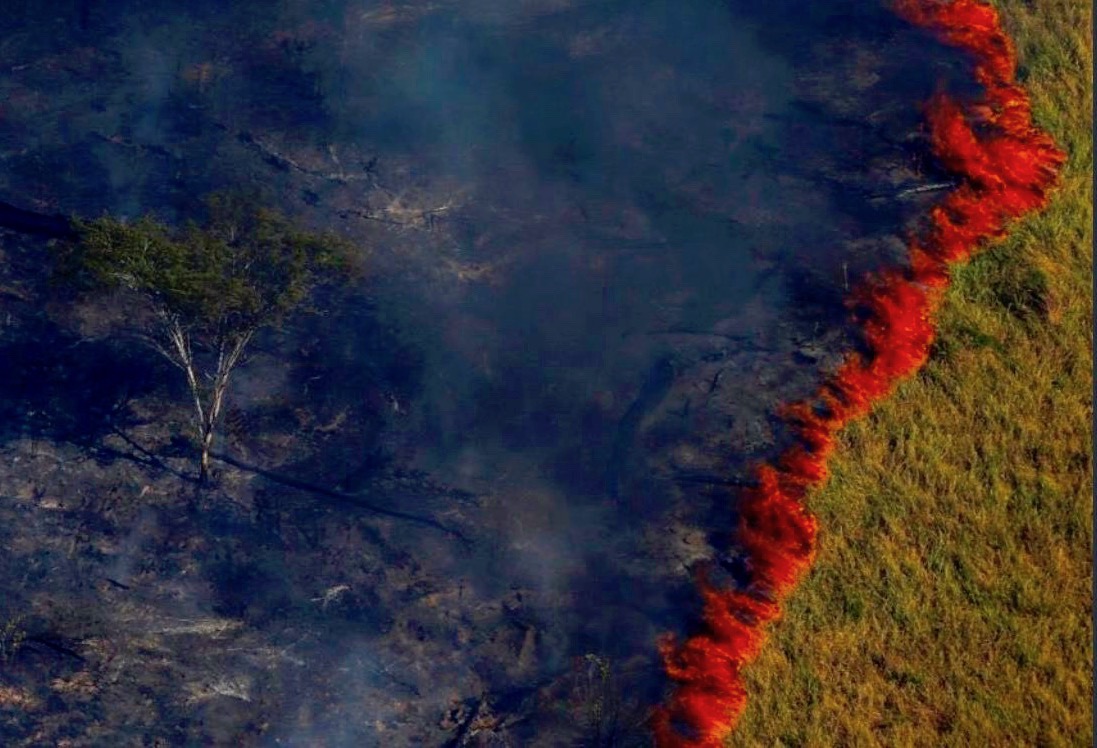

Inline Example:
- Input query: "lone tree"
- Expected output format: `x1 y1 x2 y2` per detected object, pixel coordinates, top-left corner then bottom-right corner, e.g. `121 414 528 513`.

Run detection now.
60 194 356 482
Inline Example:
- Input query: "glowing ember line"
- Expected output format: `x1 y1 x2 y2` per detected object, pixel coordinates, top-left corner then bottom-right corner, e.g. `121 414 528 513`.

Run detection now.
651 1 1066 744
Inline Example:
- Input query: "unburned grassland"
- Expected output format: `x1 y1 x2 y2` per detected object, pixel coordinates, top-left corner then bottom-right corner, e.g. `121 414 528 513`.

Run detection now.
731 1 1093 745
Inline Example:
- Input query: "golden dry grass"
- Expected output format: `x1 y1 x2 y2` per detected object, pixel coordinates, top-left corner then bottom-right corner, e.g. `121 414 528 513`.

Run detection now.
730 1 1093 745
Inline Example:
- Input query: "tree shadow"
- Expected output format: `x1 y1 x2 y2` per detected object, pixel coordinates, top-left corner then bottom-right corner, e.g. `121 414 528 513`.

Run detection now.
0 314 170 459
211 450 470 543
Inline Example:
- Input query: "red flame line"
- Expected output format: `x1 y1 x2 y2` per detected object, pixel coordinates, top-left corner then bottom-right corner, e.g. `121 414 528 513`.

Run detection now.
652 2 1066 745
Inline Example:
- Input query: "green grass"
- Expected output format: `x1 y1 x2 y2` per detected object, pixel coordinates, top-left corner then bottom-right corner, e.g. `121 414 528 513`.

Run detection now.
731 1 1092 745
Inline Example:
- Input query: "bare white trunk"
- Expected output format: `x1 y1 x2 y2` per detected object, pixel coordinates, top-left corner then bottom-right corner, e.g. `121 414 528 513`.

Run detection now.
196 329 253 483
149 313 255 484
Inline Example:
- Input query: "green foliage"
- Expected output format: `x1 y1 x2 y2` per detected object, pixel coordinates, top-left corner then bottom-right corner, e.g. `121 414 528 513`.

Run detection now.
64 193 355 339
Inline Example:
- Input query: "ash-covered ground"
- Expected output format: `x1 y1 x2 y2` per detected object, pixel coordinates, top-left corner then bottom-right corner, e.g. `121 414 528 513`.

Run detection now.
0 1 975 745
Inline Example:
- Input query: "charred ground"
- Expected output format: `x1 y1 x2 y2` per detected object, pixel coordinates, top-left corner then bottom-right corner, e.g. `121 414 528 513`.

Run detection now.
0 1 978 745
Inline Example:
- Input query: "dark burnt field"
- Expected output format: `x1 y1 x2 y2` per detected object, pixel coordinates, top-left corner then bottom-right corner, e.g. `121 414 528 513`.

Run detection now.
0 1 975 745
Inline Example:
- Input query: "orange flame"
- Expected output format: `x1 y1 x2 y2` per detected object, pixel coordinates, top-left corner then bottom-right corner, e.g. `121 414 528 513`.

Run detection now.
652 2 1066 744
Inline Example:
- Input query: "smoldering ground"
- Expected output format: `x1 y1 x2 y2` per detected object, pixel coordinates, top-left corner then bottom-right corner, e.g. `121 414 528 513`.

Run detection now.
0 0 977 744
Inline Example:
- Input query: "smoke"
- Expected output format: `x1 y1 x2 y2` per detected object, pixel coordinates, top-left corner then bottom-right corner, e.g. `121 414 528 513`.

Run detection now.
0 0 1035 744
652 2 1066 744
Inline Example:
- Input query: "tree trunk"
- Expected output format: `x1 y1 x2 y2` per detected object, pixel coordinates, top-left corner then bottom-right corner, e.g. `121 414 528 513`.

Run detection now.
195 334 247 484
158 321 253 485
199 389 224 484
199 426 214 484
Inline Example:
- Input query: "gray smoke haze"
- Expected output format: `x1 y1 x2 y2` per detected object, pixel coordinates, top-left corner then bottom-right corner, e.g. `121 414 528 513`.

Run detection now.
0 0 977 744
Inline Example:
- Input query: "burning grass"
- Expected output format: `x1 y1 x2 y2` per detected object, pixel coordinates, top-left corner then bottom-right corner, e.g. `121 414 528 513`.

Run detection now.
653 0 1088 744
732 0 1092 744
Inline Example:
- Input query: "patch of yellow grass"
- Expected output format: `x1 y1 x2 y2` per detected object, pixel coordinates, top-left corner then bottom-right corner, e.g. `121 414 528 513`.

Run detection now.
731 1 1092 745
